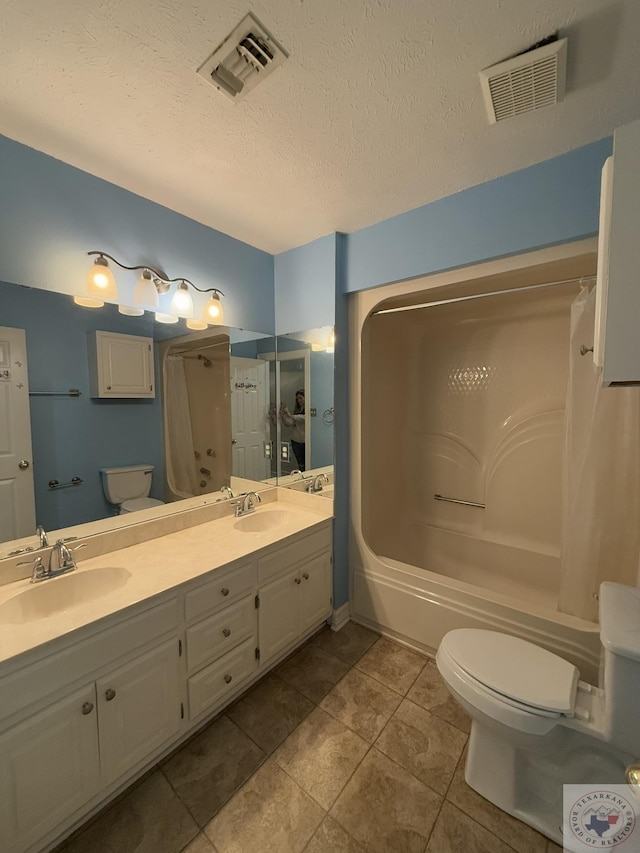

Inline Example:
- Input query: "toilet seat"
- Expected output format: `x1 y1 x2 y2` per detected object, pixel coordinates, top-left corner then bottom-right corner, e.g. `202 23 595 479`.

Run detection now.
120 497 165 513
437 629 579 735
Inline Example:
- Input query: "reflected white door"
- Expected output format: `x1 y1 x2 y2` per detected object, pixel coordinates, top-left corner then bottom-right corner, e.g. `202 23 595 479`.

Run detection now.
230 357 270 481
0 327 35 541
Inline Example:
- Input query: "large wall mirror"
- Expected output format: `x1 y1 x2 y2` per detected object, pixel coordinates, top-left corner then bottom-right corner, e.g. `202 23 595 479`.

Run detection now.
0 281 335 555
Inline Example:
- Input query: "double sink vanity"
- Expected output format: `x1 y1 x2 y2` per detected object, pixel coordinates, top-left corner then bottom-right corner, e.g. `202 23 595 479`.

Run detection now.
0 487 333 853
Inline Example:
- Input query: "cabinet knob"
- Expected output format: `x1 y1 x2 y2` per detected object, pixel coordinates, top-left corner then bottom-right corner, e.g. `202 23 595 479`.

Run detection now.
105 688 116 701
302 572 310 580
106 386 112 390
222 627 231 637
82 701 94 715
224 674 233 684
221 587 230 596
294 577 301 585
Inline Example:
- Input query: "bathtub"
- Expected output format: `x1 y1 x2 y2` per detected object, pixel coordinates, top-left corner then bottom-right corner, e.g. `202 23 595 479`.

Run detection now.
349 239 602 685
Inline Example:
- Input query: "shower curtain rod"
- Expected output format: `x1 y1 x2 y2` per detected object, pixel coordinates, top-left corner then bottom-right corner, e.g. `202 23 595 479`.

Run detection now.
372 274 597 316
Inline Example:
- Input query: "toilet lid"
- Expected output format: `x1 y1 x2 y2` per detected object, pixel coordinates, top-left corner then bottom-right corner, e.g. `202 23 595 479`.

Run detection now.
441 629 579 714
121 497 164 512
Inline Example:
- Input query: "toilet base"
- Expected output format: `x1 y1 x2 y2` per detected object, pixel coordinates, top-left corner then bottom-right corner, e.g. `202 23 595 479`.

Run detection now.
465 720 632 846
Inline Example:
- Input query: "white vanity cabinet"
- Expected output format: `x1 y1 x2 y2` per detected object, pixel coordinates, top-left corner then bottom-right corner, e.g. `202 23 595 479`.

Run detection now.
257 527 333 666
0 599 181 853
88 330 155 398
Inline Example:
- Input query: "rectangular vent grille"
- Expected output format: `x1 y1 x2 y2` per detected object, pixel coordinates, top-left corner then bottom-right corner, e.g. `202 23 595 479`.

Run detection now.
480 38 567 124
197 12 288 103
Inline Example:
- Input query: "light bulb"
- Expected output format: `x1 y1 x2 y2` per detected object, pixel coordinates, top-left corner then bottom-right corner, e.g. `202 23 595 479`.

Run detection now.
155 312 179 324
203 293 224 325
133 270 159 309
170 282 194 318
118 305 145 317
87 256 117 299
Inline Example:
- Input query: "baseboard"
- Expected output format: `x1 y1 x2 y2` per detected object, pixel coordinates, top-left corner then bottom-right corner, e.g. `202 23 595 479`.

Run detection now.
330 601 351 632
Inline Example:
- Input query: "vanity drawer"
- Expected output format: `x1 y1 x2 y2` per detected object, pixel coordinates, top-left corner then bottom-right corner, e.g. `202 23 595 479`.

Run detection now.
184 561 256 623
187 636 256 720
186 594 256 673
257 525 332 584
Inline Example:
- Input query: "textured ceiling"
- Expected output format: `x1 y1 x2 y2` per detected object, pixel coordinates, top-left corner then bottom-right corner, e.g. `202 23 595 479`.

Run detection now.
0 0 638 253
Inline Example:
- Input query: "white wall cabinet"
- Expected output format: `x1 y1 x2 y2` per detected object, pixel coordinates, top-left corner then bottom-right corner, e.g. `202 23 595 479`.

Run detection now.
88 330 155 398
595 119 640 386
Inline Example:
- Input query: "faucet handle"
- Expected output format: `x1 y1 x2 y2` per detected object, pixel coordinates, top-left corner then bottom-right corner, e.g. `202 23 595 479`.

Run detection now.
18 554 48 582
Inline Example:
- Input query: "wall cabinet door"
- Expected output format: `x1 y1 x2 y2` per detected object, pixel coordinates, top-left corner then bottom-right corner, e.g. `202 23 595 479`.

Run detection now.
259 568 301 665
300 552 332 635
0 684 100 853
88 330 155 398
97 639 181 786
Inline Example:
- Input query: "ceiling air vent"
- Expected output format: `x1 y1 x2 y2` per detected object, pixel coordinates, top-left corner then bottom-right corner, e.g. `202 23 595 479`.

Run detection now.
197 12 288 103
480 37 567 124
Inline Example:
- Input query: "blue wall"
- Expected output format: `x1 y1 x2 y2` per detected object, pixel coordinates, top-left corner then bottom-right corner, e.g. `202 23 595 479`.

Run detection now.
0 135 275 334
1 281 165 531
345 138 612 293
275 234 336 334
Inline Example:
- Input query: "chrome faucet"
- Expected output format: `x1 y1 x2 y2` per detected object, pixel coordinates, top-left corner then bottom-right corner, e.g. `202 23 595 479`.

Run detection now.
36 525 49 548
307 473 329 493
290 469 306 480
220 484 235 499
19 540 87 582
234 491 262 517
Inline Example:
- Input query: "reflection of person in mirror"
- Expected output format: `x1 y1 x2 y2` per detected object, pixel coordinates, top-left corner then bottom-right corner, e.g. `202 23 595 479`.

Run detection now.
280 389 306 471
268 402 277 426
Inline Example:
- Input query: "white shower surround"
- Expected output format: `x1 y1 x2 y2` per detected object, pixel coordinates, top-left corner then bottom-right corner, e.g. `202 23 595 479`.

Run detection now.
350 239 602 683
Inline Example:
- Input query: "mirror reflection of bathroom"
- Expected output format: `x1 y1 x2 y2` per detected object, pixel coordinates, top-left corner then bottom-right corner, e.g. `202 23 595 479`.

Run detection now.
275 326 335 491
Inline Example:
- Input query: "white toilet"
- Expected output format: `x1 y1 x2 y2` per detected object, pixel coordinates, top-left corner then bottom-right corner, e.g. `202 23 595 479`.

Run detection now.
436 581 640 845
100 464 165 514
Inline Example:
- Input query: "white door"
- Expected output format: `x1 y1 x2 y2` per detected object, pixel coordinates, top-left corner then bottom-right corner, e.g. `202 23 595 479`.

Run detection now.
0 327 36 542
230 357 270 481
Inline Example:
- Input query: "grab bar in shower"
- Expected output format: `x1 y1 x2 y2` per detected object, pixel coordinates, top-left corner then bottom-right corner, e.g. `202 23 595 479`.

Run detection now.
434 494 485 509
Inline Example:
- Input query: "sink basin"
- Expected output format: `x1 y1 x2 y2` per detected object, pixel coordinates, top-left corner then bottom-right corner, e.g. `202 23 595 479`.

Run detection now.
234 509 289 533
0 566 131 624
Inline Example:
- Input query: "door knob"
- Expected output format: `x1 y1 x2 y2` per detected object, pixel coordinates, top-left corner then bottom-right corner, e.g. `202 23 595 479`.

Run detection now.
231 439 238 445
18 460 30 469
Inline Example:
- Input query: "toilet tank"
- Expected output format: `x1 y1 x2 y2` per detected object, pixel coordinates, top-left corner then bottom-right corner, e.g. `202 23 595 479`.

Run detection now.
101 464 154 504
599 582 640 754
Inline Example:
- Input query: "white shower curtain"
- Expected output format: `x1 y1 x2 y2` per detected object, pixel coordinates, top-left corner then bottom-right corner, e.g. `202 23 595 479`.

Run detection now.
559 287 640 622
165 355 200 497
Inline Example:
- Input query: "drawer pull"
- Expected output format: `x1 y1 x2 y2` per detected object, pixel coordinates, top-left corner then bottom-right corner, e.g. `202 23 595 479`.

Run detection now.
221 587 230 597
105 688 116 701
222 627 231 637
294 577 301 585
224 674 233 684
82 701 94 715
302 572 310 580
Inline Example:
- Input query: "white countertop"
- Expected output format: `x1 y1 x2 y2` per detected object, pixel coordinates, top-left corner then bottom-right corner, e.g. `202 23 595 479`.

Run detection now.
0 494 332 667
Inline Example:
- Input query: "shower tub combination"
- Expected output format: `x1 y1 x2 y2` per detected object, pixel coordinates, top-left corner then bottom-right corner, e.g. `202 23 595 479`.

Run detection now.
349 240 613 684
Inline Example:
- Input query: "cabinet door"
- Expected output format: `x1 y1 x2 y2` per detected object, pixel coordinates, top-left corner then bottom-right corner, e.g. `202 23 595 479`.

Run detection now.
0 684 100 853
258 569 301 665
300 551 332 635
93 330 155 398
97 639 181 786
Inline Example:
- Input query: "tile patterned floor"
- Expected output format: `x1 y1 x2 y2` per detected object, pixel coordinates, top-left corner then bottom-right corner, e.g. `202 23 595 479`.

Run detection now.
56 622 563 853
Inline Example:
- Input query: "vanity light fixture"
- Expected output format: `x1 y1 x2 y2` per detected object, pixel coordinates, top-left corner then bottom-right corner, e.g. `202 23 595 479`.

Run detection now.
325 330 336 354
118 305 145 317
85 252 225 323
186 319 208 331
